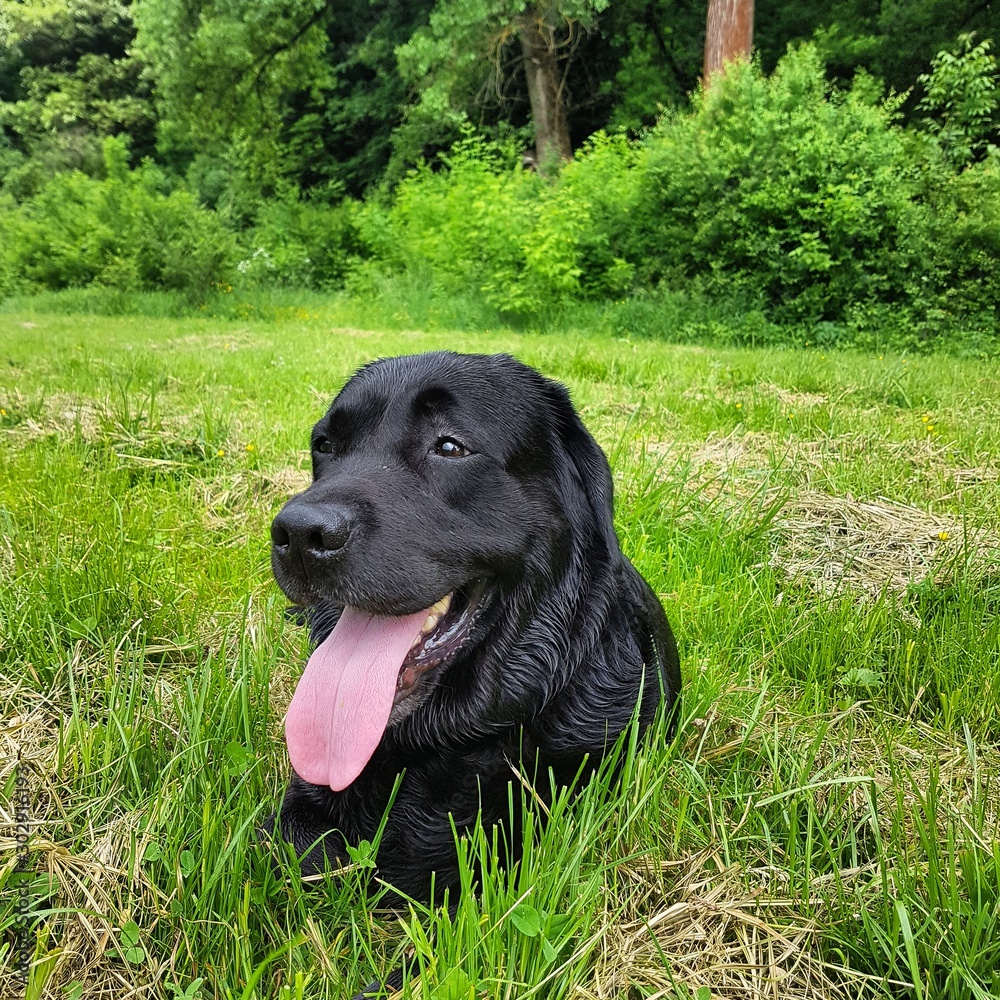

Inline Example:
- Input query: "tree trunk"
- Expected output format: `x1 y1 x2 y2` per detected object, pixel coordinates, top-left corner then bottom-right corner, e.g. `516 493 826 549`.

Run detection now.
703 0 755 84
517 10 572 169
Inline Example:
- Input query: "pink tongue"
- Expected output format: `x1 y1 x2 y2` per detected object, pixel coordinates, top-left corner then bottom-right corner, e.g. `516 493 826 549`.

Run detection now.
285 605 430 791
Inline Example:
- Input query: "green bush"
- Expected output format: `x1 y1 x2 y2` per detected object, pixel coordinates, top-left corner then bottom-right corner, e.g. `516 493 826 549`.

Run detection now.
916 34 999 167
384 46 927 325
535 132 643 300
894 157 1000 346
630 46 919 324
384 131 647 314
385 133 551 313
0 137 237 299
2 39 998 350
376 41 1000 346
241 192 367 289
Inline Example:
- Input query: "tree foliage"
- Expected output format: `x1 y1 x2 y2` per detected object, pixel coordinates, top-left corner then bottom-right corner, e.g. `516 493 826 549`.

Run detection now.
0 0 153 193
917 34 999 166
4 0 998 200
132 0 331 198
396 0 613 167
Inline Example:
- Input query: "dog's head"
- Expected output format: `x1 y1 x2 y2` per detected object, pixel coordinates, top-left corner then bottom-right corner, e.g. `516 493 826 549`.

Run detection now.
271 352 620 789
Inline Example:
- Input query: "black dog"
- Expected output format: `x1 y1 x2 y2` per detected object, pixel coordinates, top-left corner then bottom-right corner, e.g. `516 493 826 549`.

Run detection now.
267 351 680 902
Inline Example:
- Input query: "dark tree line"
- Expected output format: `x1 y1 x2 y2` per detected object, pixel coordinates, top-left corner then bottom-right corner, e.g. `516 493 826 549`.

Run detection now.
1 0 998 203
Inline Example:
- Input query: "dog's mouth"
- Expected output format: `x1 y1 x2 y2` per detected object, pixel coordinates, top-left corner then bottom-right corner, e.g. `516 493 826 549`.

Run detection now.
284 582 484 792
394 584 481 704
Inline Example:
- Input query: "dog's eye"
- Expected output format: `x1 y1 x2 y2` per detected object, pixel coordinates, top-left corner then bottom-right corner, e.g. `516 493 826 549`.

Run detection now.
314 437 334 454
433 437 470 458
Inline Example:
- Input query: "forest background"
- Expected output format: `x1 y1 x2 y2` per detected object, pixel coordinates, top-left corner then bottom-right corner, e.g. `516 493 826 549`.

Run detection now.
2 0 1000 351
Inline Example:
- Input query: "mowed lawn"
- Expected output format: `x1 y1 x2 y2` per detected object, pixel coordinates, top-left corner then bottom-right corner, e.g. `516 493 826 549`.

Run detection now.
2 310 1000 1000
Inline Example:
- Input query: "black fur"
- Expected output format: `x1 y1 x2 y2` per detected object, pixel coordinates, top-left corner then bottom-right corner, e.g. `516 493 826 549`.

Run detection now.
266 352 680 902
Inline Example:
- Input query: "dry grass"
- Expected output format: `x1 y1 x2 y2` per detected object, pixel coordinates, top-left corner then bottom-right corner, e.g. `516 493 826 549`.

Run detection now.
692 694 1000 856
755 383 829 410
0 390 103 442
38 813 165 1000
668 429 1000 595
576 692 1000 1000
586 851 865 1000
683 426 996 494
201 466 311 535
3 669 205 999
167 332 260 351
769 490 1000 595
0 685 63 819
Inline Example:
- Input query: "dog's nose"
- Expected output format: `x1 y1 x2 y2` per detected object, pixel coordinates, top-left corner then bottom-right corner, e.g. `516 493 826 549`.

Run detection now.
271 500 354 557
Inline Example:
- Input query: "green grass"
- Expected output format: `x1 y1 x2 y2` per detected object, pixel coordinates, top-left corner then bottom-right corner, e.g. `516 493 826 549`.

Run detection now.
1 305 999 999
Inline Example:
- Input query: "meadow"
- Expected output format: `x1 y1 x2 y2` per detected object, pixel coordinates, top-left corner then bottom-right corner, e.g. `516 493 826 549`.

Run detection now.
1 305 999 999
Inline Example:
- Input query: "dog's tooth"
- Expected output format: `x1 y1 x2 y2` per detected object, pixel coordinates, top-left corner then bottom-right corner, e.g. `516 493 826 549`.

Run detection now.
418 593 452 636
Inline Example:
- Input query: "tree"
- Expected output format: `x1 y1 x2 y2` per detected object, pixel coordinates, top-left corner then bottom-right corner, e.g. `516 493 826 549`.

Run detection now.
600 0 705 131
517 6 574 163
133 0 436 200
704 0 754 83
0 0 154 191
754 0 1000 103
397 0 610 169
273 0 435 196
132 0 332 200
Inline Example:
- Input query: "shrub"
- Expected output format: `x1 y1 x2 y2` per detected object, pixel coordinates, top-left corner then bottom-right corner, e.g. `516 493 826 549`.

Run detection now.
385 132 551 313
241 192 368 290
630 45 919 324
916 34 999 167
0 137 237 299
376 47 936 327
536 132 644 300
384 130 647 314
376 41 1000 346
896 156 1000 345
4 40 998 351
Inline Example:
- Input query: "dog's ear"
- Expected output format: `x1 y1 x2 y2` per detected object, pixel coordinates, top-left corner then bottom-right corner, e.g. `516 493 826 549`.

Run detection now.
541 377 620 556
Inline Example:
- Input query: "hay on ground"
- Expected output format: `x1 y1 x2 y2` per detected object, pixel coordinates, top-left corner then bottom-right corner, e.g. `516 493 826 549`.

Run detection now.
667 429 1000 595
584 850 871 1000
770 490 999 595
